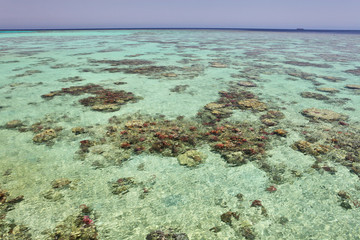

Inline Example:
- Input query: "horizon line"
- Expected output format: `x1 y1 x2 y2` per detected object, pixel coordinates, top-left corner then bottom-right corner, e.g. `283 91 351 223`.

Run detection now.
1 27 360 32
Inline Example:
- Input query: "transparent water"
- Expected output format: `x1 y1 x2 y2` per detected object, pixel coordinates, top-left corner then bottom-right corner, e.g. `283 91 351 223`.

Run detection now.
0 30 359 239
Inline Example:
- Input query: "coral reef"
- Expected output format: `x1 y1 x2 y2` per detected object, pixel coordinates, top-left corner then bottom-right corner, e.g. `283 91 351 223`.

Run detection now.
89 59 155 66
170 85 189 93
57 76 84 83
146 228 189 240
301 108 348 122
287 70 317 81
75 111 274 167
344 67 360 76
41 84 141 112
284 60 332 68
316 87 339 93
300 92 329 100
0 189 24 219
237 81 257 87
210 62 227 68
237 99 267 111
272 129 287 137
292 124 360 178
49 205 97 239
345 84 360 90
197 85 267 124
4 115 66 145
90 59 205 79
220 211 239 225
177 150 207 167
337 191 360 209
0 188 28 239
4 120 23 129
51 178 72 189
42 178 74 201
204 123 269 165
110 177 136 195
33 129 57 143
319 76 345 82
259 110 285 126
102 116 205 158
13 69 42 78
292 140 330 156
72 127 86 135
163 72 178 77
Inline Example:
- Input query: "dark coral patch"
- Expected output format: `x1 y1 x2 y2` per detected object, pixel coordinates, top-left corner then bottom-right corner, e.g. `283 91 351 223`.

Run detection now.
41 84 141 112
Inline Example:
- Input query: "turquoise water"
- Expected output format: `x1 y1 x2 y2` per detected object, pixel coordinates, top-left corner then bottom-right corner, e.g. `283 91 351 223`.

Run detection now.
0 30 360 239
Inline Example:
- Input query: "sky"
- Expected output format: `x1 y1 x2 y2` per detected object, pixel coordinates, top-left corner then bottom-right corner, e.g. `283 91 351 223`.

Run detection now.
1 0 359 30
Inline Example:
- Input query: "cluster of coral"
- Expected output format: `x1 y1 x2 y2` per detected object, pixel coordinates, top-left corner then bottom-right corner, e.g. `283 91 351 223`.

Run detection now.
0 188 29 239
49 205 98 239
197 84 269 125
3 77 360 239
41 84 141 112
84 58 204 79
74 111 280 168
4 117 63 144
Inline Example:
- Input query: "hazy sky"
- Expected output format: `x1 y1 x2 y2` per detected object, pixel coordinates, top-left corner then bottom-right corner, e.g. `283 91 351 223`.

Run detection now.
1 0 359 29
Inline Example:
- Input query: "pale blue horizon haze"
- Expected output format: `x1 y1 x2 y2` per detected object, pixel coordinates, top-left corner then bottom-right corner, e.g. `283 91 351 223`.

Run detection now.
0 0 359 30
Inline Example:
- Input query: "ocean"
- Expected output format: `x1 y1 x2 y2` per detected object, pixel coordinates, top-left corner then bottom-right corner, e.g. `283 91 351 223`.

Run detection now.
0 29 359 239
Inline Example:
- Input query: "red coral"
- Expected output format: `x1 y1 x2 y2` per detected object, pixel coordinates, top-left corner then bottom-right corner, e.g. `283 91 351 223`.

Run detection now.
189 126 197 131
83 215 93 225
121 142 131 148
214 143 225 149
266 186 277 192
251 200 262 207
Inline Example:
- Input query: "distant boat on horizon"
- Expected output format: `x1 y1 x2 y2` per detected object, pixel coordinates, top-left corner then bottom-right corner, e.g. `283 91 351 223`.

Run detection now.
296 28 305 31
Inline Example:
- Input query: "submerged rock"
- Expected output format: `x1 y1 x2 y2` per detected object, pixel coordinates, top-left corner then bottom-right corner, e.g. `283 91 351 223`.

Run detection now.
89 58 154 66
237 81 257 87
210 62 227 68
300 92 329 100
287 71 316 80
170 85 189 93
344 67 360 76
345 84 360 90
72 127 85 135
91 104 121 112
0 223 31 239
220 211 239 225
0 188 27 239
177 150 207 167
5 119 23 129
146 229 189 240
316 87 339 93
162 72 178 77
319 76 345 82
57 76 84 83
301 108 347 122
51 178 72 189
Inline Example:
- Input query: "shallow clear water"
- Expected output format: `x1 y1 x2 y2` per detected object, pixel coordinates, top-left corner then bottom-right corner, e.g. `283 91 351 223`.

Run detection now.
0 30 360 239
